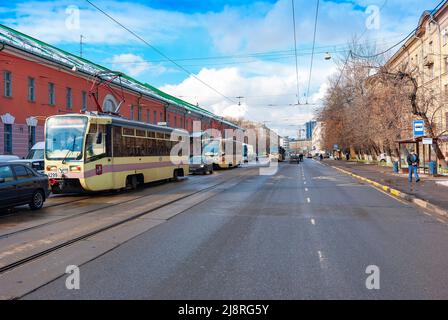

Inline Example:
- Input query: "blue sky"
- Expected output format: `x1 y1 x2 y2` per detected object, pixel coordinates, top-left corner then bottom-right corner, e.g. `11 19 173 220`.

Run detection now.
0 0 443 136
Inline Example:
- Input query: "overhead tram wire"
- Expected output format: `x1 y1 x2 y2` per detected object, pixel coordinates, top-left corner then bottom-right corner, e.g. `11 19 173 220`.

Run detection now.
291 0 301 105
85 0 237 105
305 0 320 105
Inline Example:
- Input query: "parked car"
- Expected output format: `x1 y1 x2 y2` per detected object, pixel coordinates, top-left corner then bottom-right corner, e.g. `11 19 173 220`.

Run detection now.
0 155 20 162
189 156 214 175
0 162 51 211
11 142 45 173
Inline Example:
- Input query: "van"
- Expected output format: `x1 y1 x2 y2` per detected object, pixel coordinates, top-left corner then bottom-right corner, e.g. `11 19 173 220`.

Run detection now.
11 142 45 173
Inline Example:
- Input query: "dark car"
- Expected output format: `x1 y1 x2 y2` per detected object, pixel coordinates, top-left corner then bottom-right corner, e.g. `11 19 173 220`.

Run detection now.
189 156 214 175
289 153 300 163
0 163 51 211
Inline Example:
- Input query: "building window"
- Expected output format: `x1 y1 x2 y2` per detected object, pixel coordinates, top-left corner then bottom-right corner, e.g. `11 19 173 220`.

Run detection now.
174 116 177 127
4 124 12 154
154 111 157 124
28 126 36 150
146 110 150 123
444 30 448 46
130 106 134 120
48 83 55 105
28 77 35 102
82 91 88 111
4 71 12 97
66 87 72 109
428 41 434 54
429 64 435 79
138 106 142 122
446 112 448 130
160 112 164 123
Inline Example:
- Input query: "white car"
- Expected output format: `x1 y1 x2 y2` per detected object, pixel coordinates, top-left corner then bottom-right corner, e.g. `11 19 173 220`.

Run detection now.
0 155 20 161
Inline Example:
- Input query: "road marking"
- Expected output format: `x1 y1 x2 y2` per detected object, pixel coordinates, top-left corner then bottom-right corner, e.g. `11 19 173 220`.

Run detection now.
305 188 309 192
311 219 316 225
317 250 327 269
304 181 307 185
307 197 311 203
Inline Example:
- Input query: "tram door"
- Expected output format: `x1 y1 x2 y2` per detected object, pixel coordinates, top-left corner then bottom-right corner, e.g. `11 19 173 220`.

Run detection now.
85 124 114 191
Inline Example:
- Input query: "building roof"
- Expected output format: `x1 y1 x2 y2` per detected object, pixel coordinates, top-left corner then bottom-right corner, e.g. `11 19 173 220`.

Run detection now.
0 23 238 128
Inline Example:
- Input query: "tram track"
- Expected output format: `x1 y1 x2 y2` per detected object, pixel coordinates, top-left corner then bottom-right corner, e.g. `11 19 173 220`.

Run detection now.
0 172 229 239
0 167 258 276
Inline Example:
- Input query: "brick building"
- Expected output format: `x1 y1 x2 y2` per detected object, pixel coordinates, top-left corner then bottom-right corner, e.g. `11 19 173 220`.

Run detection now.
0 24 238 157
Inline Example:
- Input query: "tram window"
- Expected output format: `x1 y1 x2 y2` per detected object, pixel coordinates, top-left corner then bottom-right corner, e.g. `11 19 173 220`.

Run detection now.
89 124 97 134
123 128 135 136
156 133 164 139
136 130 146 137
148 131 155 138
86 124 107 162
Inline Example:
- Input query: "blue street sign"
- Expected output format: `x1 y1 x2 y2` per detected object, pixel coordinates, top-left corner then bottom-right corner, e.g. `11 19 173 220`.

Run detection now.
413 120 425 138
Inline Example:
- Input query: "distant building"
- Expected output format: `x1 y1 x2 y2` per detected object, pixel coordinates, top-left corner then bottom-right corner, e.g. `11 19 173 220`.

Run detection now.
282 136 290 151
312 122 324 154
289 139 312 153
305 121 317 140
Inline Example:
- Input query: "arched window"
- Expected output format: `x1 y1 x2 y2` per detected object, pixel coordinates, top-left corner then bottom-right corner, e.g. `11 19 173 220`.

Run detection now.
102 95 118 113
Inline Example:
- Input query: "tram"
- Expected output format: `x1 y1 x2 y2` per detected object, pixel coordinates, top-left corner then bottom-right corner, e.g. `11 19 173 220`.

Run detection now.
203 138 244 169
44 113 189 193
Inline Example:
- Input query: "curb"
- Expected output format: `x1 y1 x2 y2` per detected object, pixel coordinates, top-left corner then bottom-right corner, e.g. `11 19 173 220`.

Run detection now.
329 165 448 219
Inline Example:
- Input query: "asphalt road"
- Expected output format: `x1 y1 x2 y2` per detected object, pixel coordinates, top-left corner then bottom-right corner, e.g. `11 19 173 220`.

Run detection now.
24 160 448 299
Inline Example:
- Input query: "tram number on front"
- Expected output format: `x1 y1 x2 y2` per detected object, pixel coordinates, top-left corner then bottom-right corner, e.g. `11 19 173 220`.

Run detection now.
47 172 58 179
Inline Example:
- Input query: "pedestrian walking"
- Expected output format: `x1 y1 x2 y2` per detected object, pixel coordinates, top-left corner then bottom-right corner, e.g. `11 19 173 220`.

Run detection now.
407 150 420 183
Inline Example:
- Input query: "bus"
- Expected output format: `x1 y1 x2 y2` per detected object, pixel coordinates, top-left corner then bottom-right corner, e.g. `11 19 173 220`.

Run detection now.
203 138 243 169
45 114 189 193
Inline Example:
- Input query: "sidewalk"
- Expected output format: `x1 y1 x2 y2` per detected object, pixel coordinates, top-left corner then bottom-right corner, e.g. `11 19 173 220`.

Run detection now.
326 160 448 215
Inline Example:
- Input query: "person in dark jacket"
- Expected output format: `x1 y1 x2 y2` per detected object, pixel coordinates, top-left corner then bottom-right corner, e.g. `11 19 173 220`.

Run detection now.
407 151 420 183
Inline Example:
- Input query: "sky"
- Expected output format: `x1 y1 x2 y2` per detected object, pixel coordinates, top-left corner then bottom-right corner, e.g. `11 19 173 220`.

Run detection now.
0 0 443 137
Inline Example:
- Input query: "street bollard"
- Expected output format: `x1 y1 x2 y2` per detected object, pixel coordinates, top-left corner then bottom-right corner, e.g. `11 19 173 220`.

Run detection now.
393 161 399 174
429 161 438 176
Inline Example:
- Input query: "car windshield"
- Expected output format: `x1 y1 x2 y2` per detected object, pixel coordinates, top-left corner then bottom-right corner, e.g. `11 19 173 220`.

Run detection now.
26 149 44 160
45 117 88 161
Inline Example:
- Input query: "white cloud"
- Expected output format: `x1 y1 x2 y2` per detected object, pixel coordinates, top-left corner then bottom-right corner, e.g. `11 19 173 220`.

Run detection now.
4 0 197 45
160 59 334 137
110 53 167 77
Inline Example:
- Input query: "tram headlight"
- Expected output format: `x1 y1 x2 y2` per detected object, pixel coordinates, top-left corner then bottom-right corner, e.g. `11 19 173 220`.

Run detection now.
46 165 57 172
70 165 82 172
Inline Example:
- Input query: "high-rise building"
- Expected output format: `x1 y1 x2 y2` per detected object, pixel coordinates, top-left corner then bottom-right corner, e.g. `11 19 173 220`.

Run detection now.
305 121 317 140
